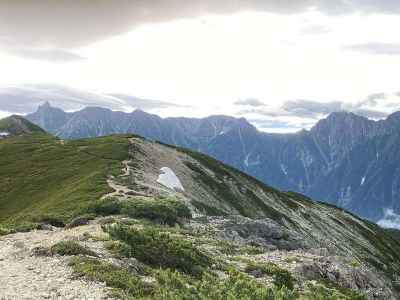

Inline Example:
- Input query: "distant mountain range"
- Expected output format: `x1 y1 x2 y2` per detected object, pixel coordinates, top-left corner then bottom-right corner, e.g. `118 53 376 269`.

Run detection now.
27 102 400 224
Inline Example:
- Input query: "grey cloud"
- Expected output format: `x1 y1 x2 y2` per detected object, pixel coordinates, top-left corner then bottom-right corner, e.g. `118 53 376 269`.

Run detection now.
282 100 343 117
345 43 400 56
283 98 393 119
0 84 183 114
362 92 387 106
249 119 295 129
351 108 388 119
108 94 187 110
301 24 331 35
2 0 400 60
7 48 86 63
234 98 266 107
248 118 311 129
237 108 288 118
238 96 395 132
0 0 312 53
239 100 345 118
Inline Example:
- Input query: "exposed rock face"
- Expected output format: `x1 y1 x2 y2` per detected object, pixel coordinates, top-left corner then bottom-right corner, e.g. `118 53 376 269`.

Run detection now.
205 216 306 251
26 105 400 222
295 257 391 299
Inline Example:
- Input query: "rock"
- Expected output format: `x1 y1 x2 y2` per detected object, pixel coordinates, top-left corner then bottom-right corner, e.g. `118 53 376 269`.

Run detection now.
296 262 324 280
294 257 393 299
31 246 52 257
13 241 25 249
66 217 90 229
309 248 329 257
207 216 305 250
40 224 56 231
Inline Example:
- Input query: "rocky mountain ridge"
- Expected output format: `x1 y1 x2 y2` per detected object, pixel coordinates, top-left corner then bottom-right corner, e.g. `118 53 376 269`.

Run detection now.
27 103 400 223
2 117 400 298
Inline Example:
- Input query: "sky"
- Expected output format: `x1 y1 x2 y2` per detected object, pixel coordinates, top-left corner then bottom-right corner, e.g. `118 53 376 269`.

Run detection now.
1 1 400 132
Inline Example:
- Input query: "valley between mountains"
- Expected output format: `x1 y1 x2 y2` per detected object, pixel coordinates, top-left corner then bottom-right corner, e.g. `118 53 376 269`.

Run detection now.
1 116 400 299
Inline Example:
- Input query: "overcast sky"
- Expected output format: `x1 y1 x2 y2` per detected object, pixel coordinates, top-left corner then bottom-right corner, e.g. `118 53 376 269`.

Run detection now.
1 1 400 132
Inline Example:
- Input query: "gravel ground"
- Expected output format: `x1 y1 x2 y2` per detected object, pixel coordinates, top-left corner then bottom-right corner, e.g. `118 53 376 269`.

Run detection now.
0 226 113 300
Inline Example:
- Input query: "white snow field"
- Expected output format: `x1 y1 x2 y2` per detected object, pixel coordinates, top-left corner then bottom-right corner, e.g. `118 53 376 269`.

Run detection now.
157 167 185 191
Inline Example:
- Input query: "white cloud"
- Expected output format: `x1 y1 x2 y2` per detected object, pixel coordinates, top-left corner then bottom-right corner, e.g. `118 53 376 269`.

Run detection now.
0 111 12 119
1 5 400 132
378 209 400 230
344 43 400 56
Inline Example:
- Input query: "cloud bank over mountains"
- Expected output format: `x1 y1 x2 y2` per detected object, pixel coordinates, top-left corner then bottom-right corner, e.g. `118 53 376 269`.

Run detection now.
1 84 400 133
0 84 184 115
234 92 400 132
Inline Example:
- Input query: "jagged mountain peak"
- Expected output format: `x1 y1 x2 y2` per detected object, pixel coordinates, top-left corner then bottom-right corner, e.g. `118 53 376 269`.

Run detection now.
386 111 400 123
311 111 372 133
40 100 52 109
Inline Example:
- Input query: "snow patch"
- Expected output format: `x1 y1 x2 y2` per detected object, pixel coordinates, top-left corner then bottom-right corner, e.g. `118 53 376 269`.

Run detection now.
338 186 352 207
280 164 288 176
244 153 261 168
361 176 366 186
244 154 250 168
378 209 400 230
157 167 185 192
0 132 9 137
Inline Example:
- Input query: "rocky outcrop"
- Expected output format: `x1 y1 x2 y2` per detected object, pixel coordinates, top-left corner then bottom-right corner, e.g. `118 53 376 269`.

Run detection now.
203 216 306 251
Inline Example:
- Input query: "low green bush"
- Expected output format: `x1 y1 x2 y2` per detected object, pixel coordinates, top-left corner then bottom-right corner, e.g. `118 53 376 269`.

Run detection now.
88 197 122 216
70 257 297 300
51 241 97 257
89 197 191 226
32 215 66 227
105 225 212 276
12 222 41 233
301 281 367 300
70 257 153 299
0 222 41 235
154 268 298 300
245 261 295 290
0 225 11 236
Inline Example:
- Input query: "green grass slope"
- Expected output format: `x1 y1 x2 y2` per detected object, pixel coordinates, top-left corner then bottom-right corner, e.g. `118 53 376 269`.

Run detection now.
0 133 130 226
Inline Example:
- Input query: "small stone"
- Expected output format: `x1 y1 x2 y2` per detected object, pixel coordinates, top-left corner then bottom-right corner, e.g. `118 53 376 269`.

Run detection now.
13 241 25 249
66 217 90 229
31 246 52 257
40 224 56 231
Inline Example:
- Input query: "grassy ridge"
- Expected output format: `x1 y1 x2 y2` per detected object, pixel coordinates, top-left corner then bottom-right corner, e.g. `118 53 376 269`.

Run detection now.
0 133 130 225
0 115 46 135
